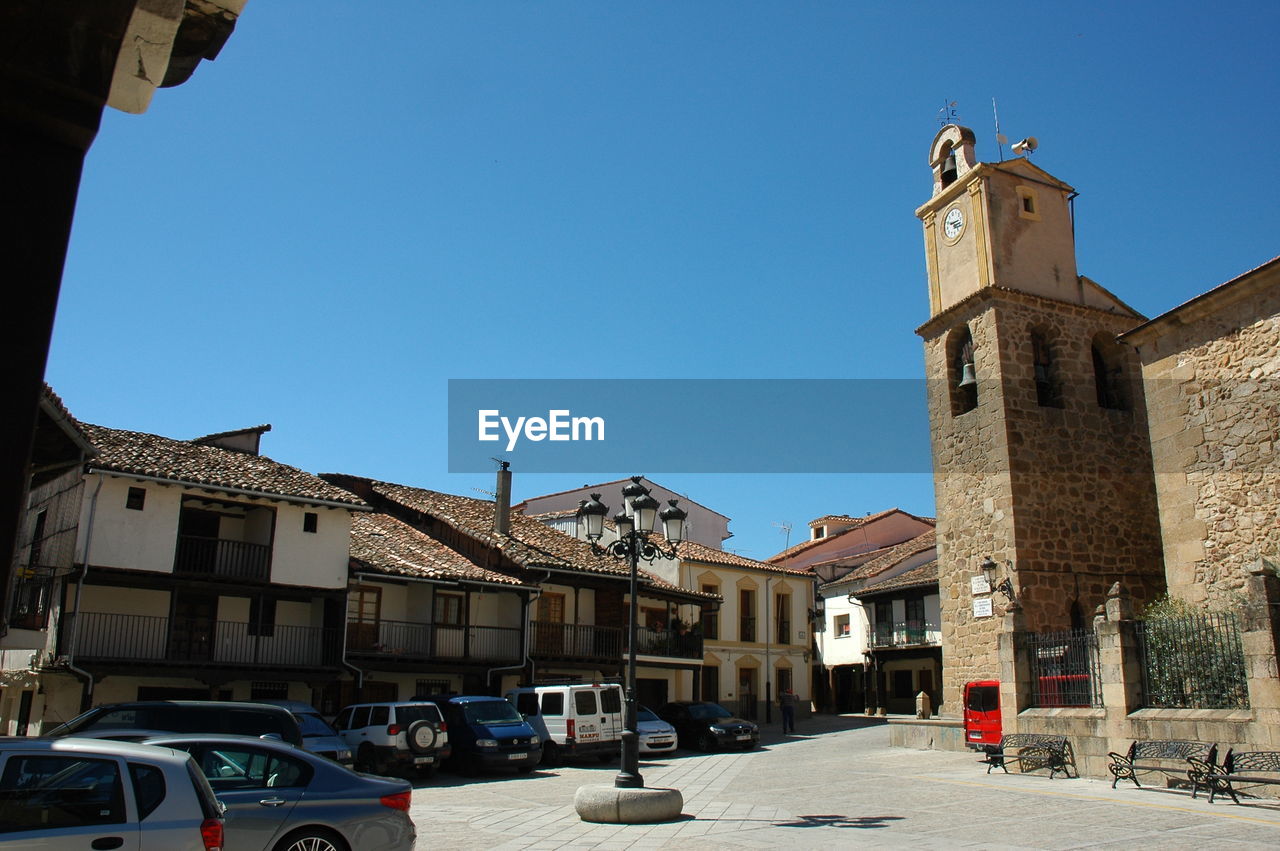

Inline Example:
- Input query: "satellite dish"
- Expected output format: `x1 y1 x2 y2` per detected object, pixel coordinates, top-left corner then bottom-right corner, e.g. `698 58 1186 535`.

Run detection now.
996 133 1008 145
1011 136 1039 156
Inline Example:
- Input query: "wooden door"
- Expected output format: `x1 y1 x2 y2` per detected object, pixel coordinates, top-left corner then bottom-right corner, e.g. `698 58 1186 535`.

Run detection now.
534 592 565 654
169 593 217 661
346 585 381 651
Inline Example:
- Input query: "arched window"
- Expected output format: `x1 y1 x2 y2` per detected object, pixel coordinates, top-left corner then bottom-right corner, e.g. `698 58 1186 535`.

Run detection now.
1091 333 1128 411
947 326 978 416
1030 328 1062 408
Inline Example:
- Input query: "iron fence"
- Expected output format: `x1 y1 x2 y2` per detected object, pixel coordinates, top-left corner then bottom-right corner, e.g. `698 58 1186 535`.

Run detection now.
1136 611 1249 709
1026 628 1102 707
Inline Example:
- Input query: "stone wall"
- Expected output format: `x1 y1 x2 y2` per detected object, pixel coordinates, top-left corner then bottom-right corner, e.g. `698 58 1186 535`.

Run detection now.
920 288 1166 713
1129 268 1280 605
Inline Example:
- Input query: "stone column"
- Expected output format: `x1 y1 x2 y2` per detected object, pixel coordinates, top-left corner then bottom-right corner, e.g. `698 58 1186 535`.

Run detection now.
1095 583 1142 755
1242 563 1280 740
997 606 1028 732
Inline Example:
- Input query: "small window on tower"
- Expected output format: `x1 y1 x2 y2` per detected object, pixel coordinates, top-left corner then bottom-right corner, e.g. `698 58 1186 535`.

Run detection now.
126 487 146 511
303 512 318 533
1017 186 1041 221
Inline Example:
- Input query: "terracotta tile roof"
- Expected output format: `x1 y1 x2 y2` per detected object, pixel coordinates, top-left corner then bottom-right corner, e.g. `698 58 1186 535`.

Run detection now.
40 384 97 457
852 559 938 597
512 477 730 521
767 508 933 564
326 475 632 578
676 539 812 577
808 514 861 527
805 543 901 573
81 423 367 508
825 530 937 591
349 512 524 585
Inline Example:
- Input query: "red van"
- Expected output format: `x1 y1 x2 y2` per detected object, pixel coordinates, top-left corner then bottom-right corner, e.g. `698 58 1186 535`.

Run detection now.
962 680 1002 748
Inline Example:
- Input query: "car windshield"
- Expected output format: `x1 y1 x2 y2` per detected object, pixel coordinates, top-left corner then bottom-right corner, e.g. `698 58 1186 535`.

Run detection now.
636 707 659 722
463 701 523 726
296 713 338 737
393 705 440 725
688 703 732 720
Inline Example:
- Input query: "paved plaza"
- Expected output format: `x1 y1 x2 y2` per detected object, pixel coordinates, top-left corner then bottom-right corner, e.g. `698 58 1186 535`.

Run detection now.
407 715 1280 849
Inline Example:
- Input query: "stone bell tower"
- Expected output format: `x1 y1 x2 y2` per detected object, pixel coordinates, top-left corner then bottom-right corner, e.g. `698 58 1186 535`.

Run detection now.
915 125 1166 713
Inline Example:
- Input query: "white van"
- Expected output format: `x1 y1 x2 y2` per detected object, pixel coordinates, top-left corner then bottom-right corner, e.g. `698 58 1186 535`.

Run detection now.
506 683 624 766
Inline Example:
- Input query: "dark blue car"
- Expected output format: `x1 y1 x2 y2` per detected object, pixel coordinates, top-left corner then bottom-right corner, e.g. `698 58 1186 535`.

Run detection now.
426 696 541 775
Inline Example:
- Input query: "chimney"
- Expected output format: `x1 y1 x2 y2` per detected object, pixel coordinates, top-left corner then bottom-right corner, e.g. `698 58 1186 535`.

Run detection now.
494 461 512 536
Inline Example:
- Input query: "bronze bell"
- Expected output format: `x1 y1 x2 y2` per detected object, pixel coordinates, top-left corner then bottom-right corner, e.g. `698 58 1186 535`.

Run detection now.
958 362 977 388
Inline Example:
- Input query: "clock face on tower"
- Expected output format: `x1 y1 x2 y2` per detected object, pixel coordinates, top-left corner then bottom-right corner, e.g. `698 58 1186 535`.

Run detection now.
943 206 965 241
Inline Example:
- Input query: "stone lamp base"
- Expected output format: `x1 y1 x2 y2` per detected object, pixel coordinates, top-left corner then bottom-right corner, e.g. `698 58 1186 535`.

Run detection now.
574 784 684 824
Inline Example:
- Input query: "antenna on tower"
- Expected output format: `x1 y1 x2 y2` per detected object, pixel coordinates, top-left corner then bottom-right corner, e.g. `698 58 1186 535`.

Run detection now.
937 99 959 127
993 98 1007 162
473 487 498 498
773 521 793 552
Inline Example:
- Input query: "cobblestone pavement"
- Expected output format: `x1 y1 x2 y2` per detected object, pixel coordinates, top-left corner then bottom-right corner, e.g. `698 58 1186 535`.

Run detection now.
407 715 1280 849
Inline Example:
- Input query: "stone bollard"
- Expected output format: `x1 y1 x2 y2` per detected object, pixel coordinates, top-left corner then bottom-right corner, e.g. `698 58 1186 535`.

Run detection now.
916 691 932 719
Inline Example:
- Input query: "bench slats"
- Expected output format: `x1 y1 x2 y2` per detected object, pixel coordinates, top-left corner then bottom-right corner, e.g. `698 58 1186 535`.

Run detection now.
1109 740 1217 791
980 734 1073 779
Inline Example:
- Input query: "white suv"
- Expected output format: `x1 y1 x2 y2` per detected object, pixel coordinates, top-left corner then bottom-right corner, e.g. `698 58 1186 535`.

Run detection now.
0 736 225 850
332 702 451 778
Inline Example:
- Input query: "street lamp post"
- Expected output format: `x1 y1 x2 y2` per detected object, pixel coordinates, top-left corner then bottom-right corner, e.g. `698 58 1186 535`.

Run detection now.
577 477 686 790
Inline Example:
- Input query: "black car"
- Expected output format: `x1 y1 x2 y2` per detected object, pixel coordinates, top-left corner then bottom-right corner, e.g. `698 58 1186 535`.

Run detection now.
657 701 759 751
47 700 305 747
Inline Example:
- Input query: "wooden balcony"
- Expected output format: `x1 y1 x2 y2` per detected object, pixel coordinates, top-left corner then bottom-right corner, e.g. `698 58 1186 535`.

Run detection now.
868 620 940 649
62 612 340 669
173 535 270 582
346 619 522 665
630 625 703 661
530 620 623 663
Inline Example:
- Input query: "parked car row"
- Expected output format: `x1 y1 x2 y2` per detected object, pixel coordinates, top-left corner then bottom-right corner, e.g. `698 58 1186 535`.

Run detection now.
2 692 760 848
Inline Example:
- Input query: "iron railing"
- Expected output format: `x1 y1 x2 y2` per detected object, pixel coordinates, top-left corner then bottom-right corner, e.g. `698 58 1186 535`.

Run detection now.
1137 611 1249 709
1026 628 1102 707
348 618 522 663
62 612 339 668
740 616 756 642
776 619 791 645
868 620 939 648
529 620 623 661
173 535 271 581
631 625 703 659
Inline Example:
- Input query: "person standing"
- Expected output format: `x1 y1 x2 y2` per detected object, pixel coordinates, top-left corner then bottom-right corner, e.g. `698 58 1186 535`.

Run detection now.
779 687 797 734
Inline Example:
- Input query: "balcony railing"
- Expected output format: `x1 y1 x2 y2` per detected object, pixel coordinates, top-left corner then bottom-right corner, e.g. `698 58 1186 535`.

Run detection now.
347 619 522 664
776 619 791 645
868 619 939 648
630 625 703 660
174 535 270 581
530 621 623 662
62 612 339 668
740 616 756 642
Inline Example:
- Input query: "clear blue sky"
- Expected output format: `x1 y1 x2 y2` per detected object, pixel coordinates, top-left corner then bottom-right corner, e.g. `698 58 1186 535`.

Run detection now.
46 2 1280 561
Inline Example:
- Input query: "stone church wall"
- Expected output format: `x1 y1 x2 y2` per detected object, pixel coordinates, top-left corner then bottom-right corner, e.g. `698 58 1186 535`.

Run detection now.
1134 274 1280 605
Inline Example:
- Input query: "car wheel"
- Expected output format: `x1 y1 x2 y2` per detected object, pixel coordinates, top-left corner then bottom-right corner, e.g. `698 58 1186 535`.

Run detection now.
406 719 438 753
697 732 716 753
274 827 349 851
541 741 562 767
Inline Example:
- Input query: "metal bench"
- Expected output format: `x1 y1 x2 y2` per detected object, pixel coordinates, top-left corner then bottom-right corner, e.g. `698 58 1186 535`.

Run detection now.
1107 740 1217 789
1189 751 1280 804
980 734 1074 779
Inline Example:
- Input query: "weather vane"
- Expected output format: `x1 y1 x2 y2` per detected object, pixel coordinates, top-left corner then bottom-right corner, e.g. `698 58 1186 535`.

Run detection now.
938 99 960 127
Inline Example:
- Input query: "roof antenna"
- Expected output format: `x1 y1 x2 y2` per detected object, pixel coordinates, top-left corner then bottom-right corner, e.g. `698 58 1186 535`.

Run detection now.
773 521 793 552
993 98 1006 162
937 99 959 127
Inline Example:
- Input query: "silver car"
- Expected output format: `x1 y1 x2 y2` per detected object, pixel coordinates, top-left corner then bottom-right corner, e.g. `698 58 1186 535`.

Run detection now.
0 736 225 850
140 733 416 851
637 705 678 755
256 700 354 767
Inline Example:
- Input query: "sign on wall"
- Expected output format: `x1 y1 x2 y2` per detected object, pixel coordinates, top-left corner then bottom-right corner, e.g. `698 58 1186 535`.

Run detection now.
972 597 994 618
970 575 991 595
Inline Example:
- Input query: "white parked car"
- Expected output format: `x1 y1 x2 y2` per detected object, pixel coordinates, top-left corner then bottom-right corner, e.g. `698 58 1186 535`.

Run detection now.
0 736 225 850
506 683 624 766
637 705 678 754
